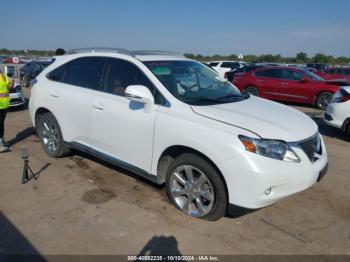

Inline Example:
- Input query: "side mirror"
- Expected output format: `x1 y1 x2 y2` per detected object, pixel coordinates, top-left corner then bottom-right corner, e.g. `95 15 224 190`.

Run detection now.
125 85 155 113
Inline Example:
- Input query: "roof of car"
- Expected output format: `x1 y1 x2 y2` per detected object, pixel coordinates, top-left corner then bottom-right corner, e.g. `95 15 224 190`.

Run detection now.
63 48 189 62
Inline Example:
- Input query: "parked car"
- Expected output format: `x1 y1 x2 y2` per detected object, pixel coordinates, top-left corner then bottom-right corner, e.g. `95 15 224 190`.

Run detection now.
208 61 247 77
321 67 350 80
20 60 52 87
306 63 329 72
29 48 328 220
225 65 265 82
233 66 343 109
324 86 350 139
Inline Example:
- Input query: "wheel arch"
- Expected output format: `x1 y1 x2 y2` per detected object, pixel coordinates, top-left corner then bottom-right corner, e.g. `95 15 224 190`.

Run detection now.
34 107 53 125
157 145 229 206
313 90 335 105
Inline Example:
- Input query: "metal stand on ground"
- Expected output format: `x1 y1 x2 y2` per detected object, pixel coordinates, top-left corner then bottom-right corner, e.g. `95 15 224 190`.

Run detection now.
21 146 38 184
22 158 38 184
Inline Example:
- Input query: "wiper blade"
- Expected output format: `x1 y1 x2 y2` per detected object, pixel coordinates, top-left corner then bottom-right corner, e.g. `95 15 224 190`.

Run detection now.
216 94 248 100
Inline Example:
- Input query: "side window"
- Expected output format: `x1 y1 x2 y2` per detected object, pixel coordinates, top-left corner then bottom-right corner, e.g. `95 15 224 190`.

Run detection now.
327 68 336 74
345 69 350 75
47 57 105 90
282 69 304 81
47 64 66 82
63 57 105 90
221 62 237 69
103 58 155 97
209 62 219 67
255 69 282 79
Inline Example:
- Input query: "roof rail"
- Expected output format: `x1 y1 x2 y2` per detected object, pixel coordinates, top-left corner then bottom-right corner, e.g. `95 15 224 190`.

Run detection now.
131 50 184 57
65 48 183 58
66 47 131 56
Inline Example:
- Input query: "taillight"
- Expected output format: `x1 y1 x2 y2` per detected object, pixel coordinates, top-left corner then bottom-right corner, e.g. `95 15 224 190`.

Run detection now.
340 95 350 103
334 89 350 103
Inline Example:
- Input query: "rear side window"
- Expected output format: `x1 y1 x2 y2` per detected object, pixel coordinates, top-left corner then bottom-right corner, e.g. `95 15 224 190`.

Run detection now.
221 62 239 69
47 57 105 90
282 69 304 81
209 62 219 67
255 68 282 79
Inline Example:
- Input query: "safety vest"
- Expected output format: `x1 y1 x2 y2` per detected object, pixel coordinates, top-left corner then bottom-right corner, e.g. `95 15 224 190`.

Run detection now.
0 73 10 109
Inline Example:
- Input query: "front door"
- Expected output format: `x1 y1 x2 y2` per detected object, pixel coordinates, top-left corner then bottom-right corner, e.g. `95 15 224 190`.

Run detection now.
90 58 158 172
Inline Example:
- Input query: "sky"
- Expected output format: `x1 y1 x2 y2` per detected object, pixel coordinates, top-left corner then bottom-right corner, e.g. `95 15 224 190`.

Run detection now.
2 0 350 56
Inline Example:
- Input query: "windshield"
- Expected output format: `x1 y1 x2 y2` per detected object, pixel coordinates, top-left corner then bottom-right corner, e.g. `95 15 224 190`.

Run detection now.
144 60 247 105
302 69 325 81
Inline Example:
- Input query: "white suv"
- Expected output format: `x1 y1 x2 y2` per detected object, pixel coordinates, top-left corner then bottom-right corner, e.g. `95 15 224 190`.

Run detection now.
29 48 328 220
324 86 350 138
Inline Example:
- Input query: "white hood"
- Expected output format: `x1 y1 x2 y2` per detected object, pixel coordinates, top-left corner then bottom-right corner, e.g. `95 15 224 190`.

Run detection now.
191 96 318 142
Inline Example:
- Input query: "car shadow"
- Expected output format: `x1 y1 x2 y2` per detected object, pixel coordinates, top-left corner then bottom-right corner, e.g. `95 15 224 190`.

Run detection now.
0 211 45 259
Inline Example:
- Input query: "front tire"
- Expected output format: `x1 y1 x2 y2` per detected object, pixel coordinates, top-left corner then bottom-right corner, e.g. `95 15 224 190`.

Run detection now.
243 86 260 96
315 92 333 109
36 113 70 158
165 153 227 221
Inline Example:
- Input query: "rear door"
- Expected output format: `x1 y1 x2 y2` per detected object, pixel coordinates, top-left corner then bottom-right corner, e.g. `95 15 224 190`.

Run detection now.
253 68 283 99
279 69 311 102
45 56 106 145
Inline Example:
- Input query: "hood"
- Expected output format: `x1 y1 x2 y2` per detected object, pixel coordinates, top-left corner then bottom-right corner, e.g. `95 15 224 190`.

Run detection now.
191 96 318 142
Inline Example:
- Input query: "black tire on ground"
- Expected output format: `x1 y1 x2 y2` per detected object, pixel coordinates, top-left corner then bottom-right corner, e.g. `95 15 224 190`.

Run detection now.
165 153 227 221
315 92 333 109
346 123 350 141
35 112 70 158
243 86 260 96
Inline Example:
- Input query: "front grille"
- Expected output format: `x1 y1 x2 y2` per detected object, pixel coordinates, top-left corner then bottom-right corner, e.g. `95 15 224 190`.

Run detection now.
9 88 17 93
298 134 322 162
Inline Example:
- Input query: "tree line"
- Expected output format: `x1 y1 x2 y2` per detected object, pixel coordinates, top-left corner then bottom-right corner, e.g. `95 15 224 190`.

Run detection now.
1 48 349 65
0 48 54 57
184 52 350 65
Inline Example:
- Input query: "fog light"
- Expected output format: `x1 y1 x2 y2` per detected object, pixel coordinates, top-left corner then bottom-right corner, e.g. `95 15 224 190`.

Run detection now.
265 187 272 195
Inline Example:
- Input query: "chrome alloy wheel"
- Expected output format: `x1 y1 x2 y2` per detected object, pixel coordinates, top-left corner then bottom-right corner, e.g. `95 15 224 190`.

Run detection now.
40 120 59 153
169 165 215 217
317 93 332 109
244 86 259 96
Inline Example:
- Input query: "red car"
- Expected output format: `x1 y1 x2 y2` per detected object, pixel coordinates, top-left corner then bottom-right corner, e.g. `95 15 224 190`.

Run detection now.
233 66 344 109
317 67 350 80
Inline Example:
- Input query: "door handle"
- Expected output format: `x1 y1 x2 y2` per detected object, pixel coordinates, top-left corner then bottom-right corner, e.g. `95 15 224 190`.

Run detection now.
281 82 288 86
92 103 104 111
257 79 264 82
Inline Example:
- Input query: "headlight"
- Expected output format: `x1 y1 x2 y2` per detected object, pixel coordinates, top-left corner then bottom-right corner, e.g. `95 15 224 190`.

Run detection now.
239 135 300 163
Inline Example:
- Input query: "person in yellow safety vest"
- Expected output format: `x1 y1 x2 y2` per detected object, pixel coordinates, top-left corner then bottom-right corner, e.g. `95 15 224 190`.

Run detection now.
0 68 11 152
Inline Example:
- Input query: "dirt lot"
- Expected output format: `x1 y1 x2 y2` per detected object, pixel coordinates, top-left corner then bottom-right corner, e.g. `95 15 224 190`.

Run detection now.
0 88 349 256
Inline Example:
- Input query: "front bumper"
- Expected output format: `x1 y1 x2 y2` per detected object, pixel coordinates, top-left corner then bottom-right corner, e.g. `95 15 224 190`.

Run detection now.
9 92 26 107
324 103 348 130
219 135 328 209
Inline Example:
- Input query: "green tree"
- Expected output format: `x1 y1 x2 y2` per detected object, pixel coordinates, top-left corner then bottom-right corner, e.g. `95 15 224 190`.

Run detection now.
296 52 308 62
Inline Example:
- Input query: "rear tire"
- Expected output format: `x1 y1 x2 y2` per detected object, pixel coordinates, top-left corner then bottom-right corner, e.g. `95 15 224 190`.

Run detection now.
243 86 260 96
35 112 70 158
346 123 350 141
315 92 333 109
165 153 227 221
